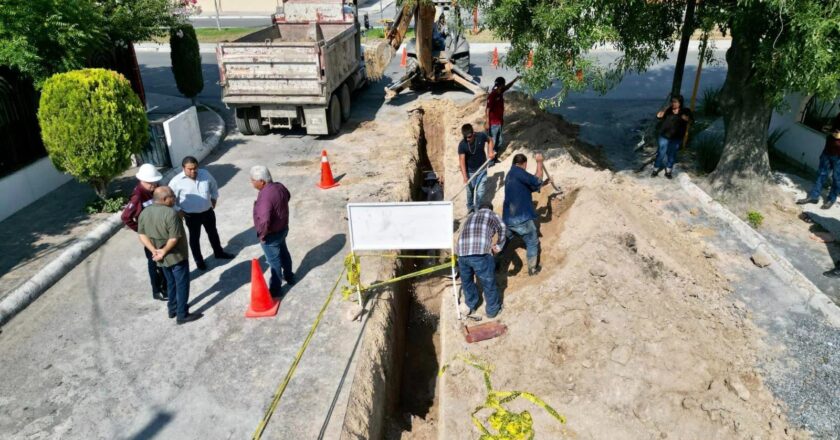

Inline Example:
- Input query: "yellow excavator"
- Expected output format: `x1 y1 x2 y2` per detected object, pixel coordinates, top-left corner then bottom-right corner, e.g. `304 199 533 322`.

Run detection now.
367 0 483 99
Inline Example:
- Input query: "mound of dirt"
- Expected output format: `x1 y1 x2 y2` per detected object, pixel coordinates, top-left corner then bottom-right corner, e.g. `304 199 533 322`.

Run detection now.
419 96 808 439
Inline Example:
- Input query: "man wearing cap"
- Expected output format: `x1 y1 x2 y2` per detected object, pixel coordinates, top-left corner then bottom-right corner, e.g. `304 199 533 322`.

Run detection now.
169 156 234 270
250 165 296 294
122 164 167 301
485 75 520 157
138 186 202 325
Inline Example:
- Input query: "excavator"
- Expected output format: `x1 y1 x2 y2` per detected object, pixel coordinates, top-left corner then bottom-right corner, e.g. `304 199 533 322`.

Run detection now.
367 0 484 99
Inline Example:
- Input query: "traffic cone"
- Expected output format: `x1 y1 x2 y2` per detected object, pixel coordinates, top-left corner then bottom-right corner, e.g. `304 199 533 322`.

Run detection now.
491 47 499 68
526 50 534 69
317 150 340 189
245 259 280 318
400 47 407 68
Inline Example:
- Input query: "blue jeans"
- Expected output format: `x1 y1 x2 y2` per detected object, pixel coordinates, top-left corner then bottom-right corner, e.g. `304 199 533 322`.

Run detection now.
261 228 294 293
489 124 503 153
655 136 682 170
809 153 840 203
162 259 190 319
506 220 539 268
466 170 487 212
459 254 500 316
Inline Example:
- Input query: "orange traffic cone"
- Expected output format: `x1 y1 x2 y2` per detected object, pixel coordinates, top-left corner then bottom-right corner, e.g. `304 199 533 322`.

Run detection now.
245 259 280 318
491 47 499 68
526 50 534 69
400 46 407 68
317 150 340 189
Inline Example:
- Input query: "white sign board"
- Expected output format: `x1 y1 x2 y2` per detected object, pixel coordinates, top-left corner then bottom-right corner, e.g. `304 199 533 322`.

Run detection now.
347 202 454 251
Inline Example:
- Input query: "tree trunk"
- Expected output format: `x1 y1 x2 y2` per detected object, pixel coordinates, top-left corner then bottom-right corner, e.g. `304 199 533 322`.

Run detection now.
671 0 696 98
92 179 109 201
708 26 773 205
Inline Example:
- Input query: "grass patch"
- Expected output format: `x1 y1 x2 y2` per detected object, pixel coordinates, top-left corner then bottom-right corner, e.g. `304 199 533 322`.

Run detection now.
690 131 725 174
147 27 260 44
746 210 764 229
697 86 722 118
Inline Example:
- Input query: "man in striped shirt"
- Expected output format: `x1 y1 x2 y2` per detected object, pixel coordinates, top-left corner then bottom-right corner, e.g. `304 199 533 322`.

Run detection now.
457 203 506 318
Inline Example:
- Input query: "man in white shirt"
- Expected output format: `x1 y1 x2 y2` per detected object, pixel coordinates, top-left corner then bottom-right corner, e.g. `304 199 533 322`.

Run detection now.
169 156 234 269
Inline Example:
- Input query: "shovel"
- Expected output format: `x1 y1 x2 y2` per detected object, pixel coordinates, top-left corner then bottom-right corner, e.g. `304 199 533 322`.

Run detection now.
542 165 563 198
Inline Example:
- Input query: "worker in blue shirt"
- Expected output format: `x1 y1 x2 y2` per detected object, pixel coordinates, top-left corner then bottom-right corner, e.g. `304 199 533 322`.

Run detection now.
502 153 550 275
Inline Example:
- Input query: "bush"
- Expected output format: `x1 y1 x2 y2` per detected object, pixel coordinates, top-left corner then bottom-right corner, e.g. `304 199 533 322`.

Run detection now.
85 194 128 214
170 23 203 101
38 68 148 199
691 132 725 174
697 86 722 118
746 211 764 229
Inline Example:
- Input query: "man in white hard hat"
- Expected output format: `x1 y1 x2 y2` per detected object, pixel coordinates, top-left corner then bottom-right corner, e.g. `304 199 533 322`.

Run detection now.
122 163 167 301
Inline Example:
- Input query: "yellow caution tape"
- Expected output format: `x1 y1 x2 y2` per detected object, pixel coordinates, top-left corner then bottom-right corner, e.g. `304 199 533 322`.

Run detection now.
440 354 566 440
342 252 455 301
251 266 347 440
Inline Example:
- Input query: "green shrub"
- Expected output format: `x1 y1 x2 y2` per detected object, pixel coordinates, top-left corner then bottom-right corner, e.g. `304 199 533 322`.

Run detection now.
38 68 148 199
170 23 203 101
697 86 722 117
747 211 764 228
85 194 128 214
690 132 725 174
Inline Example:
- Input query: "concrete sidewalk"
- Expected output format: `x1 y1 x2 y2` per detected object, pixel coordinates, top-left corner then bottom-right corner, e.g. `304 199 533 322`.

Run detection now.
0 94 225 324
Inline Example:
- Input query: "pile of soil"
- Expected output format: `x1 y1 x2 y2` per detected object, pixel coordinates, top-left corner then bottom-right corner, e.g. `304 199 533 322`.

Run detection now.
413 94 810 439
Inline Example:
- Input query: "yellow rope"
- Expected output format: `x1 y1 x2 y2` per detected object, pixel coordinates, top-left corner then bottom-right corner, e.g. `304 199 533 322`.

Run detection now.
251 266 347 440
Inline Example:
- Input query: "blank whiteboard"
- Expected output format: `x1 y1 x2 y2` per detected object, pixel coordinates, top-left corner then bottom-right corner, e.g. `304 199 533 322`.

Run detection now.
347 202 454 250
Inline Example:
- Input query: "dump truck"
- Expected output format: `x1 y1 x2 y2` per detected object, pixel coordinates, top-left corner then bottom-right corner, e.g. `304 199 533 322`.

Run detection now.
216 0 366 136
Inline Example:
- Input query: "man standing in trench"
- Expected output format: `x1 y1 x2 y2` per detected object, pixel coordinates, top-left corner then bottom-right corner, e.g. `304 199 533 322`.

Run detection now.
503 153 549 276
457 203 506 318
138 186 202 324
250 165 296 294
459 123 495 213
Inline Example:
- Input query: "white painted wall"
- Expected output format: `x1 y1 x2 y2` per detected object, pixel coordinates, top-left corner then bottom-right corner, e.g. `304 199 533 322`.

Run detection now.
769 93 829 172
163 106 206 167
0 157 73 222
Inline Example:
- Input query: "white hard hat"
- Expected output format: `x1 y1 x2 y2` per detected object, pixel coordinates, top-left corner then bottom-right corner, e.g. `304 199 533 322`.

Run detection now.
136 163 163 183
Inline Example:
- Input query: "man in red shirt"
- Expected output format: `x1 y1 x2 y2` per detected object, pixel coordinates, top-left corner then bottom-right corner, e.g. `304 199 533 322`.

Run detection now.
122 163 167 301
485 75 520 160
250 165 295 295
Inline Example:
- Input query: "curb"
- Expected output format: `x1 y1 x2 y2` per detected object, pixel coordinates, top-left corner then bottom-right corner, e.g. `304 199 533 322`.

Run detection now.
0 103 226 327
677 173 840 328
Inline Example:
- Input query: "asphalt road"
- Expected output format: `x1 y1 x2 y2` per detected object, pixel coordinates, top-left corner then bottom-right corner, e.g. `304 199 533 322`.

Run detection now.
188 0 397 28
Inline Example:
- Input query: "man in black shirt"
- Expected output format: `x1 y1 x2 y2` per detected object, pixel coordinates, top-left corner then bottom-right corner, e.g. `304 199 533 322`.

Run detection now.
458 123 495 212
652 94 693 179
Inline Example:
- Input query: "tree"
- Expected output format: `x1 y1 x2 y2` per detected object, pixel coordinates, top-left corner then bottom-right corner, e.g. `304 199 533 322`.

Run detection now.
0 0 182 87
169 23 203 103
470 0 840 203
37 68 149 199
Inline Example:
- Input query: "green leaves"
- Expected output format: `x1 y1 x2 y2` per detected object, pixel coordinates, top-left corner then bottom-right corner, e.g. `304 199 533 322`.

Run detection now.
169 23 203 99
37 68 149 198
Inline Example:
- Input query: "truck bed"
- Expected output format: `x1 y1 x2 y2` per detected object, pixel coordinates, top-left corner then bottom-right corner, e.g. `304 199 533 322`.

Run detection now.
217 22 359 106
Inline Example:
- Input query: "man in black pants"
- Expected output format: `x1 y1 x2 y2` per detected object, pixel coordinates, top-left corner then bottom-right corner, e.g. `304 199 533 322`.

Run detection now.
170 156 234 269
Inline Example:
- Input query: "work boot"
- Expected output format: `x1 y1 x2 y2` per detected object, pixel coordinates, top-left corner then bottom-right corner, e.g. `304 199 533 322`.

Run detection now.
824 267 840 278
821 200 835 210
797 197 819 205
176 313 204 325
651 168 662 177
153 291 167 301
665 169 673 179
527 257 541 276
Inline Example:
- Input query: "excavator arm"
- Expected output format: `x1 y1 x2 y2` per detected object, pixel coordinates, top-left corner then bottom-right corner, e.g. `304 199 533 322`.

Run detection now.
385 2 417 51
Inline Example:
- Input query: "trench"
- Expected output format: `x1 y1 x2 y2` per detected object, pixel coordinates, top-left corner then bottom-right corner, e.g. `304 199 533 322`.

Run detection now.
385 107 447 440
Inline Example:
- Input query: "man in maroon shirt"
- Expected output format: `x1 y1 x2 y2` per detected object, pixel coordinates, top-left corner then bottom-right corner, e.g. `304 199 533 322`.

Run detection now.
122 164 167 301
485 75 520 159
250 165 295 294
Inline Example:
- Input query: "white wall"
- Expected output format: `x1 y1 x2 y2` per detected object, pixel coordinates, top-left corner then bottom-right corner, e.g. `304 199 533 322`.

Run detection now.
769 93 827 172
164 106 206 167
0 157 73 222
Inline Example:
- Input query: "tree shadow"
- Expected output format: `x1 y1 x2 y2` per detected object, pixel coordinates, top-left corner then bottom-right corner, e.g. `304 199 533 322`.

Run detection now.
189 258 255 315
203 163 240 189
125 411 174 440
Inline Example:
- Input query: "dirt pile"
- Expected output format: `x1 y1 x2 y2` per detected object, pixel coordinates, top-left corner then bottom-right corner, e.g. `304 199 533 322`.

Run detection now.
419 95 809 439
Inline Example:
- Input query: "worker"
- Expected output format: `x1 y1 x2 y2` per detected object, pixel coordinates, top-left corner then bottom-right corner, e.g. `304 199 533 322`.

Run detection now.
502 153 549 276
798 127 840 209
485 75 520 158
459 123 495 213
122 163 167 301
652 94 693 179
457 203 506 318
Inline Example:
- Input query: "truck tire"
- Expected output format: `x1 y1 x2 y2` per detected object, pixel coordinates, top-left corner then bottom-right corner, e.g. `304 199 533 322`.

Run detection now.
235 108 252 135
327 94 342 135
246 107 269 136
339 83 351 122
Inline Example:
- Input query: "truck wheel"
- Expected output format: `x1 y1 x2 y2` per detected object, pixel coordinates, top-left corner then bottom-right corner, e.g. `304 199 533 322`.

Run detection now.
339 84 351 122
327 94 342 135
235 108 252 135
246 107 269 136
